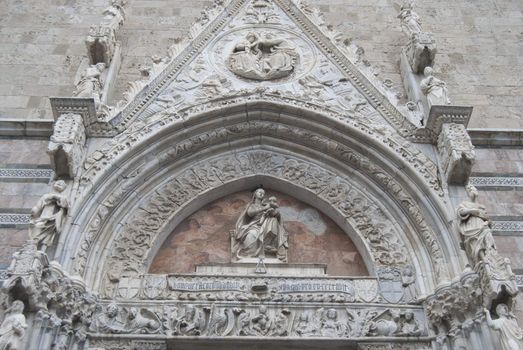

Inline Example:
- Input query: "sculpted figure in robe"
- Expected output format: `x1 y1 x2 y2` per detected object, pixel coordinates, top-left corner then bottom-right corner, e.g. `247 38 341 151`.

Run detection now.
0 300 27 350
232 189 288 262
457 184 496 266
397 1 422 36
30 180 69 252
420 67 450 107
484 304 523 350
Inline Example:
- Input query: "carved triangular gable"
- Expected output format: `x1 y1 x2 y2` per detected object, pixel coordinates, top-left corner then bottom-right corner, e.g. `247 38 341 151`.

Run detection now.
96 0 433 140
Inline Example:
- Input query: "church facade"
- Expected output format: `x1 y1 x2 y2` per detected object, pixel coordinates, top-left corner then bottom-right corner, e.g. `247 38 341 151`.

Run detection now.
0 0 522 349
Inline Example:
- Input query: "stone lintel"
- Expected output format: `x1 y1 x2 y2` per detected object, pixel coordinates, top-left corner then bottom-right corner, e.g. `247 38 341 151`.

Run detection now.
195 262 327 276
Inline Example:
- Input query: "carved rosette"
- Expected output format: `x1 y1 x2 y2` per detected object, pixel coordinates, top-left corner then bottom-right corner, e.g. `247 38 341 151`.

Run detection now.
437 123 475 185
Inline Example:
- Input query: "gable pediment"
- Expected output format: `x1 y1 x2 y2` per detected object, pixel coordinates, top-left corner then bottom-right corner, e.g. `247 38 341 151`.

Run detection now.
83 0 430 140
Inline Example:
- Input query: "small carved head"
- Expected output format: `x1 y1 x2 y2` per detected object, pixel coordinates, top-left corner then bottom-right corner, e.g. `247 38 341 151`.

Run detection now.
404 311 414 321
326 309 337 320
254 188 265 200
423 66 433 77
10 300 25 314
53 180 67 193
496 303 509 317
465 184 478 201
246 32 258 43
406 101 417 111
106 303 119 317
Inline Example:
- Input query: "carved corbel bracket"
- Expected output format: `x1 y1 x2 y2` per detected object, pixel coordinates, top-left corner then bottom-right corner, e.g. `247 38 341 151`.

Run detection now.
50 97 117 137
437 122 475 185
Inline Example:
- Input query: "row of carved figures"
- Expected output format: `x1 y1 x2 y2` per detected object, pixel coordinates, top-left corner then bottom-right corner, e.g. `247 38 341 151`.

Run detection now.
89 303 423 338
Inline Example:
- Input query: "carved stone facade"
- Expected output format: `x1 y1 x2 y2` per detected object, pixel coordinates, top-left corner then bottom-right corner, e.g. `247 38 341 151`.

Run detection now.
1 0 522 350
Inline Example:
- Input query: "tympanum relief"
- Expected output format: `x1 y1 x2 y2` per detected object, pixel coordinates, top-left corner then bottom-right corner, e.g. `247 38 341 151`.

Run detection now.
149 190 368 276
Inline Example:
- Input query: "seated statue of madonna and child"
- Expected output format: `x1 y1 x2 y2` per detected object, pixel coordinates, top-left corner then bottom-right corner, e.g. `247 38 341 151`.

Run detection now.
231 188 288 262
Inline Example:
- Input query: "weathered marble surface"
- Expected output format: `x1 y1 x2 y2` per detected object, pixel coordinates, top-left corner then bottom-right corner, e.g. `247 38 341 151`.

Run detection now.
149 190 368 276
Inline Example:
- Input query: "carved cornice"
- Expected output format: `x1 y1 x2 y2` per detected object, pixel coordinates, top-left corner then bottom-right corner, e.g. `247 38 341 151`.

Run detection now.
50 97 116 137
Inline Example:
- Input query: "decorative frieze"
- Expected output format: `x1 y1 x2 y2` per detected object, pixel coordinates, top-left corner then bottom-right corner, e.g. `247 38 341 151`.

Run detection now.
88 301 428 339
492 221 523 233
0 168 53 181
0 213 31 226
469 176 523 189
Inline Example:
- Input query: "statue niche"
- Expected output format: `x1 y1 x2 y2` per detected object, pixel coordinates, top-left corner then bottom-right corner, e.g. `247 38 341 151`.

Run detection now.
231 188 288 262
227 32 299 81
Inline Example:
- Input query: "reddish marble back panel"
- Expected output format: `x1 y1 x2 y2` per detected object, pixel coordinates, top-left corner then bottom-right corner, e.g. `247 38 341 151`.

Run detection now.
149 190 368 276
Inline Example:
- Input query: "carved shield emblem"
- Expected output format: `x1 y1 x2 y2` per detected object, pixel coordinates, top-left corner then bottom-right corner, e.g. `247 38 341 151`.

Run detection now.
143 275 167 299
355 279 379 303
379 279 404 304
117 277 141 299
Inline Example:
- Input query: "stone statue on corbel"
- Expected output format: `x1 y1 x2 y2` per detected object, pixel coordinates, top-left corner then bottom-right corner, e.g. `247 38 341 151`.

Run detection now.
420 67 450 108
30 181 69 254
457 184 518 307
73 62 106 108
398 0 436 74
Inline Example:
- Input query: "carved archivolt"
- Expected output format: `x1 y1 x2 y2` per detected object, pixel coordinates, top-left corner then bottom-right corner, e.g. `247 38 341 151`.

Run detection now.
70 142 450 295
